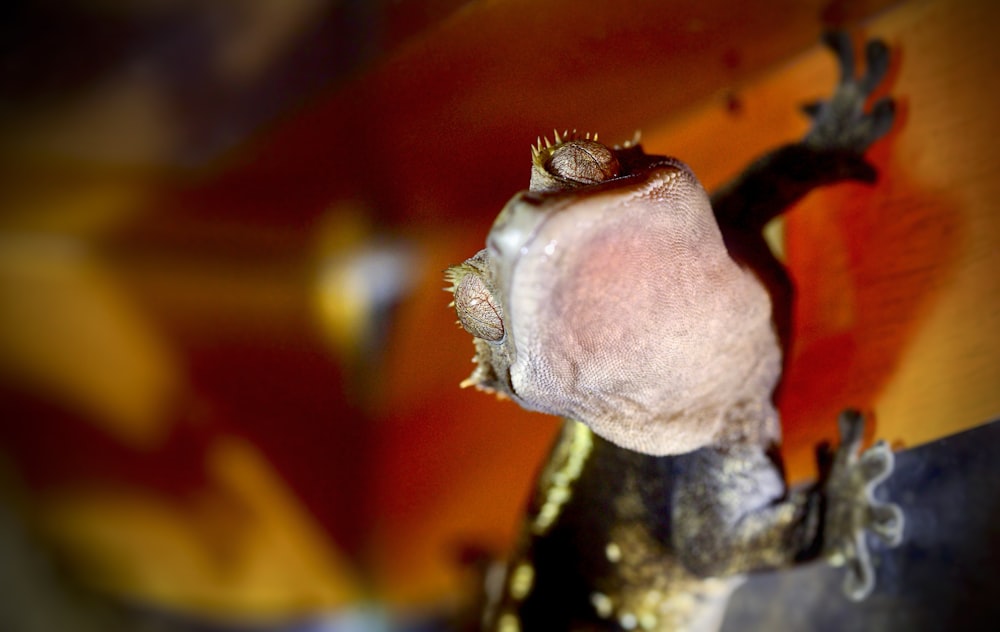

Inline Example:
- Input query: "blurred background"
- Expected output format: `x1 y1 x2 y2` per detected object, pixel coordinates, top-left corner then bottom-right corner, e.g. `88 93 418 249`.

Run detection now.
0 0 996 630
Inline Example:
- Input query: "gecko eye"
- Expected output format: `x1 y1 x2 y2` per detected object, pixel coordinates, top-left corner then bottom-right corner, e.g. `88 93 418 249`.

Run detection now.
529 133 622 193
545 139 620 185
453 272 505 342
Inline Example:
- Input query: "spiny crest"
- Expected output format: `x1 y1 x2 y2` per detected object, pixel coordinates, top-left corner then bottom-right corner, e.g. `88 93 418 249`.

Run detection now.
443 263 471 306
443 266 465 321
443 264 462 292
530 128 600 161
612 129 642 150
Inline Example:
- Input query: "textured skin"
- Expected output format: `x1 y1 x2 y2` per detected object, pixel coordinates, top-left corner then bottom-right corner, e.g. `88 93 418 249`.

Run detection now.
447 33 904 632
461 162 780 455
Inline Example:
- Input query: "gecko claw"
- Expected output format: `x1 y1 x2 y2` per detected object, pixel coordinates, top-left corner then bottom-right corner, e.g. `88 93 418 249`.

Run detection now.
860 38 891 92
800 101 823 118
822 30 855 82
868 97 896 139
841 531 875 601
837 408 865 447
858 439 894 483
821 410 904 601
868 501 905 546
805 33 896 153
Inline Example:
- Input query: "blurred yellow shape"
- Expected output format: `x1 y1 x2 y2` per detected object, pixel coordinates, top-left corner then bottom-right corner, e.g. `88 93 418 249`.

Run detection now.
36 436 362 616
0 237 180 449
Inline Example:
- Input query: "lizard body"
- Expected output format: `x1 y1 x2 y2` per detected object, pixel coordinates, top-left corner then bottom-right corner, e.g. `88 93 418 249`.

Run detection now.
446 33 903 631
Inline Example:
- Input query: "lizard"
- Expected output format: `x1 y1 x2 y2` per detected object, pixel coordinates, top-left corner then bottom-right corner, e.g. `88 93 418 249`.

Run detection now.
444 32 904 632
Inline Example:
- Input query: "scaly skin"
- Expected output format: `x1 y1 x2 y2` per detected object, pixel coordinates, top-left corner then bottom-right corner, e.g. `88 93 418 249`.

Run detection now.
447 33 903 631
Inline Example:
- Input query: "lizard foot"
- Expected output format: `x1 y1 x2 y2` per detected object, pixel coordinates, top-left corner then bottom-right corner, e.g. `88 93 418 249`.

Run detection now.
803 32 895 153
820 409 904 601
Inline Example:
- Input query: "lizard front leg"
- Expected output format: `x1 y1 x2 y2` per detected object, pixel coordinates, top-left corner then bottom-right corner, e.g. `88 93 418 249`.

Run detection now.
711 32 896 346
711 31 895 233
671 444 822 579
671 410 903 601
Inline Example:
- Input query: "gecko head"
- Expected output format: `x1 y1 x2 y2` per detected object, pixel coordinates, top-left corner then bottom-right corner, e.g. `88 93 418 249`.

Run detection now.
446 133 780 455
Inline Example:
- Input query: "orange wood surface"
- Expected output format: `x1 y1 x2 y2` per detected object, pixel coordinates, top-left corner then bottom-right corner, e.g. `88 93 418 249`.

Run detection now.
641 0 1000 480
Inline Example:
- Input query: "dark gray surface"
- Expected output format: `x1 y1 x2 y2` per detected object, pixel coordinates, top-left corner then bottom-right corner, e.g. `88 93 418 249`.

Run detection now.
723 418 1000 631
